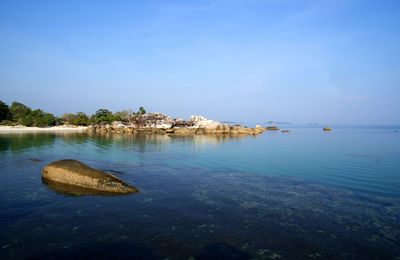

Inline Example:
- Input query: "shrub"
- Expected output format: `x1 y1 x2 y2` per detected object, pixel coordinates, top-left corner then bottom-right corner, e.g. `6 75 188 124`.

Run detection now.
0 120 14 126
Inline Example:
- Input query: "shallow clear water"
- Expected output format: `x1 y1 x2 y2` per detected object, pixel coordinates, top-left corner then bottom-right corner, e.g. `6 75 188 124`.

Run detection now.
0 127 400 259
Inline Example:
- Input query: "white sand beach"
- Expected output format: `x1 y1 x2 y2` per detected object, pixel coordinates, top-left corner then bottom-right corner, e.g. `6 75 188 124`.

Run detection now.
0 125 88 132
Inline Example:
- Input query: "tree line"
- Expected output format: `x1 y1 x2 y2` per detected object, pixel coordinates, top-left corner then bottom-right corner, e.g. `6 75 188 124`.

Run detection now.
0 100 146 127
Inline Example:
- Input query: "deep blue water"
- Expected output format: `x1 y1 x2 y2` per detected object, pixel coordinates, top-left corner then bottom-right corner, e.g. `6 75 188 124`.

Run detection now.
0 126 399 259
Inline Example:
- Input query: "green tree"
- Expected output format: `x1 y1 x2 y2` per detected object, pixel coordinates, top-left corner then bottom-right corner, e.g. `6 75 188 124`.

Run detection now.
111 114 123 122
114 109 133 122
19 114 33 126
31 109 48 127
0 100 11 122
73 112 89 126
43 113 56 126
62 113 76 125
10 102 31 122
138 106 146 115
88 114 96 124
94 109 113 123
4 101 55 127
132 107 146 117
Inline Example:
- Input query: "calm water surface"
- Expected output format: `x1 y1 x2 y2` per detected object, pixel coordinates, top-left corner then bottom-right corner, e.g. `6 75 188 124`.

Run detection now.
0 126 399 259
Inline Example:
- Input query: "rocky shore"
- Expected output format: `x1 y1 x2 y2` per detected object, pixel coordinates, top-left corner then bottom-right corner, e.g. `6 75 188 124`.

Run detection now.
87 113 270 136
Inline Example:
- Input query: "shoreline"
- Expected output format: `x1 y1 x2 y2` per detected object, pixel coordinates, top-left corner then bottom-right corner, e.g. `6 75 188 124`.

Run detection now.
0 126 88 133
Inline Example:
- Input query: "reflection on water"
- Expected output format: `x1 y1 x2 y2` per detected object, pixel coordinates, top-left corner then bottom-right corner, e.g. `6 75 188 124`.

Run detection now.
0 132 57 154
0 132 253 155
41 178 134 197
0 130 400 259
85 132 255 152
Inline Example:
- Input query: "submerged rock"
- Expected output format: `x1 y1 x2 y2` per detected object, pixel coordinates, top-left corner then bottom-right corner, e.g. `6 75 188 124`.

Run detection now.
42 179 129 196
42 159 138 195
281 130 291 133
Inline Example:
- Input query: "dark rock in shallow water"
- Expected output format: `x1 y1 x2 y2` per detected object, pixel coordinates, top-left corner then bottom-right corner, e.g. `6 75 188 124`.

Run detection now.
30 158 42 162
42 178 131 196
42 159 138 195
265 126 280 130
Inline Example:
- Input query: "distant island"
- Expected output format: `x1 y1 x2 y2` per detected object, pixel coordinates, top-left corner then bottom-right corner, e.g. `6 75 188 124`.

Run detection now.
0 100 276 135
265 121 291 125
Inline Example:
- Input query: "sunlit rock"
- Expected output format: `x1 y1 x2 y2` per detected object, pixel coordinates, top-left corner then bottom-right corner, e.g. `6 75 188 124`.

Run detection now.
42 159 138 195
86 113 265 136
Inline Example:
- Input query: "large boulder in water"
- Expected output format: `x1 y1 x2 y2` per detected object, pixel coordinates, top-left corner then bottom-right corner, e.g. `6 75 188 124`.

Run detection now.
42 159 138 195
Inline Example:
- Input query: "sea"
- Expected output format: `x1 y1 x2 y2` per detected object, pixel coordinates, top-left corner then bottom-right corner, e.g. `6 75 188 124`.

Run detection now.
0 125 399 259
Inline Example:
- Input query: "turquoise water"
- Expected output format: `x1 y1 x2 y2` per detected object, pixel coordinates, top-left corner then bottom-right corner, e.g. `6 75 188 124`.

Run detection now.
0 127 399 259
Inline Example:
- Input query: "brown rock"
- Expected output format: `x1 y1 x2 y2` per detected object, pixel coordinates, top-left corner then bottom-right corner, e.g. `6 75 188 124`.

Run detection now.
172 127 195 135
265 126 280 130
222 124 230 132
238 127 253 134
174 118 186 127
323 126 332 131
42 159 138 195
196 128 207 135
124 128 134 134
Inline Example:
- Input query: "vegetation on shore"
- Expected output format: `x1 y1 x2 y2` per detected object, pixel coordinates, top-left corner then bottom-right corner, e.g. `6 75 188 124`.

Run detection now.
0 100 146 127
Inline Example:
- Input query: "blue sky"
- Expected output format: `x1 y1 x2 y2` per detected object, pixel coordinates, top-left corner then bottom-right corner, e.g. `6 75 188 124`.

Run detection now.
0 0 399 125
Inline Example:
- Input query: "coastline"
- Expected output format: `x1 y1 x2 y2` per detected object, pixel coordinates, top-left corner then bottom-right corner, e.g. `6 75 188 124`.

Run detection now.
0 125 88 133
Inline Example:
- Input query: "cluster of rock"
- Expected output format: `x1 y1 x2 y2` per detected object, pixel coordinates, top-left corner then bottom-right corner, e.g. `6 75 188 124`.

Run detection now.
87 113 269 135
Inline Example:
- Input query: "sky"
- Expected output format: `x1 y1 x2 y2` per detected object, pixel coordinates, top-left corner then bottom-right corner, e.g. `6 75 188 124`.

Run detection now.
0 0 399 125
